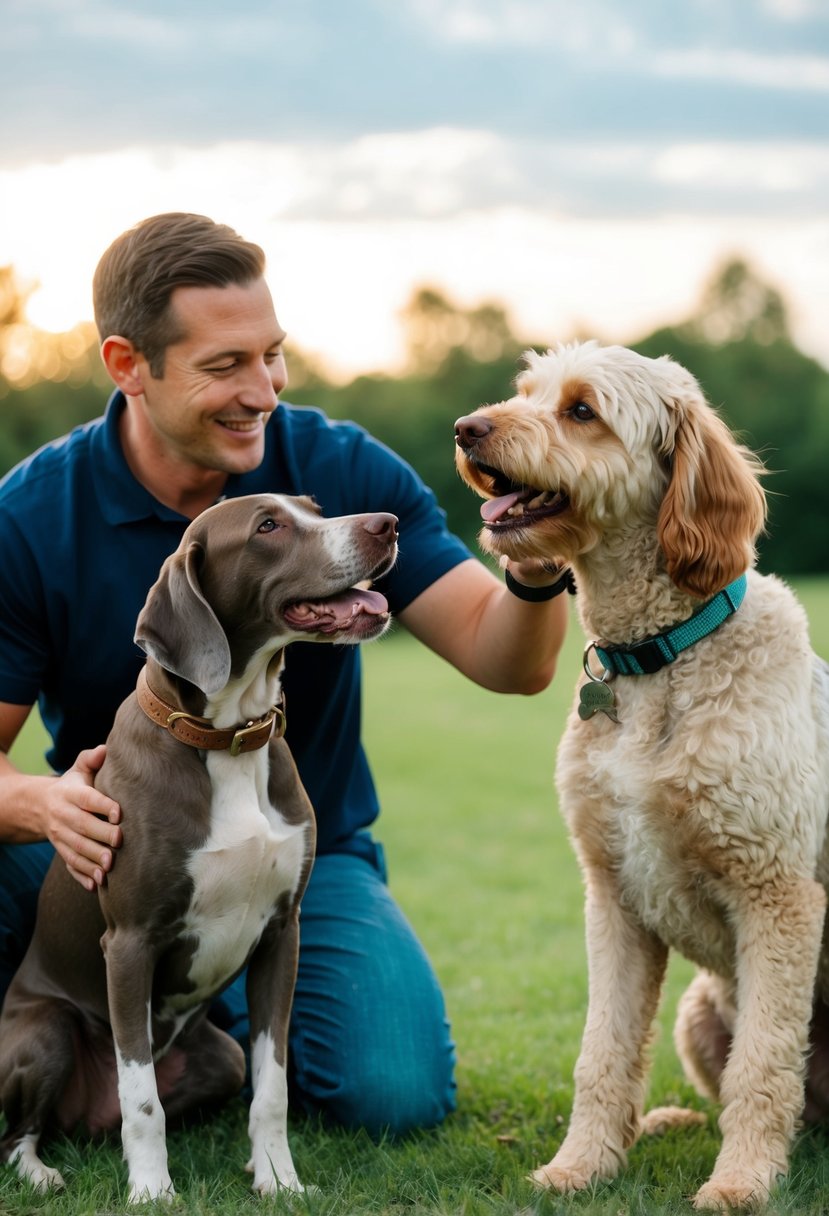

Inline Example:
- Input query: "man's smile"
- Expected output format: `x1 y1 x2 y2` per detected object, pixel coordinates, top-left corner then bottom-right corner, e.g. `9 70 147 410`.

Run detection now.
216 414 267 432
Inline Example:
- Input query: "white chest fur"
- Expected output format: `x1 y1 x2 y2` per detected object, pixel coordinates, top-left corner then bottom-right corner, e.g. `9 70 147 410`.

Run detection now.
168 748 308 1011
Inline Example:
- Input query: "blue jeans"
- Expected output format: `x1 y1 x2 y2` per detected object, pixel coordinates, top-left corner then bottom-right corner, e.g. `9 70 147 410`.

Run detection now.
0 836 456 1138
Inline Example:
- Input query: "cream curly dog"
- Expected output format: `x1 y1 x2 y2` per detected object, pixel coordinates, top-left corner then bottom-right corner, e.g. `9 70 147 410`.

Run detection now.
455 341 829 1210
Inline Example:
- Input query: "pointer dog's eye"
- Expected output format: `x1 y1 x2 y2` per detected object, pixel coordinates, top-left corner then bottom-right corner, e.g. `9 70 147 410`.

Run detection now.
257 518 280 534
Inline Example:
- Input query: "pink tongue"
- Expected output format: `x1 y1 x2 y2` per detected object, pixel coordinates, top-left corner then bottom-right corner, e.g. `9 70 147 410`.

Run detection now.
320 588 388 627
349 589 387 615
481 491 521 523
284 587 389 631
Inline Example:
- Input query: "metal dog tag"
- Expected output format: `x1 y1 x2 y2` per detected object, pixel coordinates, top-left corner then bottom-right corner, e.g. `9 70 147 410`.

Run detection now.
578 680 620 723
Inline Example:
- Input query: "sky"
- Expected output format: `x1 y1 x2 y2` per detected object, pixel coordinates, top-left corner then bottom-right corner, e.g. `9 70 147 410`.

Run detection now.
1 0 828 379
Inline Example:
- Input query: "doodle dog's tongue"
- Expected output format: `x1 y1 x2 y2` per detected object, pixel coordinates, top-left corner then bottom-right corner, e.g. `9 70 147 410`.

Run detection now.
283 588 388 634
480 491 522 523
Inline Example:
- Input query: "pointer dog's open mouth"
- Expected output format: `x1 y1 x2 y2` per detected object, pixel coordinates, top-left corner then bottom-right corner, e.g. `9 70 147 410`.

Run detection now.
473 462 569 530
283 586 389 637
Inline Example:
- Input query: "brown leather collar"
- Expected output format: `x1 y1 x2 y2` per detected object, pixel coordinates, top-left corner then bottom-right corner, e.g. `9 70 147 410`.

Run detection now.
136 666 286 756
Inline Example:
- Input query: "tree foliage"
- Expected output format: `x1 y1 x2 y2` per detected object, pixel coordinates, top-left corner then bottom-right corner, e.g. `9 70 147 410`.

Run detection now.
291 262 829 575
2 259 827 575
631 259 829 575
0 266 111 473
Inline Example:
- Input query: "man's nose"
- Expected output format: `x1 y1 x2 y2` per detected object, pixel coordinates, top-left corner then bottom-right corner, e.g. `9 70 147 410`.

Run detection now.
239 358 286 409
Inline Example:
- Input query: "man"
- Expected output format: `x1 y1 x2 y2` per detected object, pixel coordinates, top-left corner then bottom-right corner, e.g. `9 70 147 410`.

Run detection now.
0 213 567 1136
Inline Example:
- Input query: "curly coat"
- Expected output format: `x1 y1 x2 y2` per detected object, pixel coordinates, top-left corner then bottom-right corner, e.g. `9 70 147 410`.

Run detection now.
455 340 829 1211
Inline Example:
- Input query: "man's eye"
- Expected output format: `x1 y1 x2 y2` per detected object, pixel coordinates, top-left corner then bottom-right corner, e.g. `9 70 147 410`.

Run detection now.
571 402 595 421
257 518 281 534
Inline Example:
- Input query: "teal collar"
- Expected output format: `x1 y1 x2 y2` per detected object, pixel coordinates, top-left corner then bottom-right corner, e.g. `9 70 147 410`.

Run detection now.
591 574 747 677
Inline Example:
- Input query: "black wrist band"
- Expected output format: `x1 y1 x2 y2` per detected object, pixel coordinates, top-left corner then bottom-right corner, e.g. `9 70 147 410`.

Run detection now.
504 566 575 602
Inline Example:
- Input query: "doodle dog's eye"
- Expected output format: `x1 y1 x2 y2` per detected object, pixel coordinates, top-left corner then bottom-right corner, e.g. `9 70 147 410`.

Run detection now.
571 402 595 422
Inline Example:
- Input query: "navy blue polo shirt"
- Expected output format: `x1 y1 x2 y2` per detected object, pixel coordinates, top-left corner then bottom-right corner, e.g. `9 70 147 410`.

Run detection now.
0 391 470 853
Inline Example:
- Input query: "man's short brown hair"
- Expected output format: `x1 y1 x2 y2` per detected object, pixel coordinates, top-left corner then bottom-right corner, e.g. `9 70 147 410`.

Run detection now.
93 213 266 377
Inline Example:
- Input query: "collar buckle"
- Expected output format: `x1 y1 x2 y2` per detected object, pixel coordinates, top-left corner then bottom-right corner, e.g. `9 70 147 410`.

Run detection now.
230 713 278 756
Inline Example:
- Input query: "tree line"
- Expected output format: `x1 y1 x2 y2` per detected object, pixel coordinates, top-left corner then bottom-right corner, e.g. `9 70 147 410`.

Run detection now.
1 260 827 575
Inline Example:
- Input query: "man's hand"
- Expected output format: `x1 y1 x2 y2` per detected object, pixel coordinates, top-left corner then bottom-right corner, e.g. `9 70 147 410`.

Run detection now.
43 745 122 891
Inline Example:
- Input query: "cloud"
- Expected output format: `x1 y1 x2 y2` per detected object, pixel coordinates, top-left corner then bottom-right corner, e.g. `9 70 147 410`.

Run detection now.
405 0 636 53
653 141 829 196
654 48 829 91
762 0 826 19
1 0 827 374
3 0 828 170
267 129 829 221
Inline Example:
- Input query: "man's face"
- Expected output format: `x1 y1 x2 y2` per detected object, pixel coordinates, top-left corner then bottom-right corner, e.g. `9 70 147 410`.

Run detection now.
134 278 288 476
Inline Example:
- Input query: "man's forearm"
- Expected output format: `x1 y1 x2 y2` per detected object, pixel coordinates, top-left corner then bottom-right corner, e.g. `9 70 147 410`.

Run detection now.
0 753 54 843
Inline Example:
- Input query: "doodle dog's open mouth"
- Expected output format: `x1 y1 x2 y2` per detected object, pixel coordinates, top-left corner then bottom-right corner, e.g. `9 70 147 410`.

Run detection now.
473 463 569 530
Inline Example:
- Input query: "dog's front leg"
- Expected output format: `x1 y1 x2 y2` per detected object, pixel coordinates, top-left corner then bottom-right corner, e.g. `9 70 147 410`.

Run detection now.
533 869 668 1192
693 876 826 1212
102 928 174 1205
245 908 305 1195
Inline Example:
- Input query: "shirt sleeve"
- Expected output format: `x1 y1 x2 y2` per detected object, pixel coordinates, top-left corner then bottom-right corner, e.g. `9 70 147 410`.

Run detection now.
237 402 475 614
325 423 473 614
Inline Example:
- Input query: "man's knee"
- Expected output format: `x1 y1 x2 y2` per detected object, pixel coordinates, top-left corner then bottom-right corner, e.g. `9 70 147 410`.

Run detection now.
289 845 457 1136
292 1028 456 1137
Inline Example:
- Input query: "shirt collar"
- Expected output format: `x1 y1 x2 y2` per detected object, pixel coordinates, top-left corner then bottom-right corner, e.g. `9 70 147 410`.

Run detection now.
89 390 292 525
90 390 187 526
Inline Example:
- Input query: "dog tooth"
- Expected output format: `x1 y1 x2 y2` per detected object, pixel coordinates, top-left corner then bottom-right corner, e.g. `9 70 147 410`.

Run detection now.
507 504 525 516
525 491 548 510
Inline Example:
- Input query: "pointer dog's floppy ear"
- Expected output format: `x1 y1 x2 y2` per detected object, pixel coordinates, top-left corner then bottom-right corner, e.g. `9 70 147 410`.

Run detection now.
134 541 231 695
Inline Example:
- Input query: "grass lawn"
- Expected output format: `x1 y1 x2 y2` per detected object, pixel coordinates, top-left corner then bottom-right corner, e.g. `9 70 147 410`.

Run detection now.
2 577 829 1214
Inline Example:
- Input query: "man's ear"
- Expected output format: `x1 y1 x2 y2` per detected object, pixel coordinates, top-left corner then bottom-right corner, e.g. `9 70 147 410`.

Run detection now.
101 335 146 396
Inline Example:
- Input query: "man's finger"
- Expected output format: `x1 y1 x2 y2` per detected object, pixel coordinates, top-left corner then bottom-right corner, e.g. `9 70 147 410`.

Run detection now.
66 862 98 892
72 783 121 826
71 743 108 777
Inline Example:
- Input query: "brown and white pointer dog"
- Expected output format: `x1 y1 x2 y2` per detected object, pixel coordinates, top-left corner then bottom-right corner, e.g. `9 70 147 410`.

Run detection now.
0 493 397 1203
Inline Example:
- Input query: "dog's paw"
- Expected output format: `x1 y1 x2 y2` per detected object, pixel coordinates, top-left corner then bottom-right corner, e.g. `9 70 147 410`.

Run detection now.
127 1178 176 1206
251 1173 309 1197
25 1163 66 1192
639 1105 707 1137
529 1159 594 1193
530 1136 626 1194
8 1138 66 1192
693 1174 769 1211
